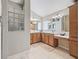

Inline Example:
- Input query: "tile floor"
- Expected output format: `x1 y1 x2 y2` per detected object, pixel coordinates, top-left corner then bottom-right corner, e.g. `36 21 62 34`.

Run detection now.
8 42 75 59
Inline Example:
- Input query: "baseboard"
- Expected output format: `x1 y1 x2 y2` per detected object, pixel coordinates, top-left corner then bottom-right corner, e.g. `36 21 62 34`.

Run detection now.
58 45 69 51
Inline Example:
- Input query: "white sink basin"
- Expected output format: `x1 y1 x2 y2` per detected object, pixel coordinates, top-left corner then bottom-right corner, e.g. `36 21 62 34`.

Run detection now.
54 32 69 39
54 35 69 39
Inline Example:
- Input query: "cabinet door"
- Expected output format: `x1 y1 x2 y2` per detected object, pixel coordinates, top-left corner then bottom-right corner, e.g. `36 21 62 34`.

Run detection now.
42 33 45 43
69 3 78 38
69 3 78 58
69 40 78 57
49 34 54 46
44 34 49 44
36 33 41 42
32 34 37 43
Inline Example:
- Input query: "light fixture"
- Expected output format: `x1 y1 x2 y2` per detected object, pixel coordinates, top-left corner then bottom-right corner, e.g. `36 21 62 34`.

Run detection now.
31 21 37 24
31 18 39 22
32 22 37 24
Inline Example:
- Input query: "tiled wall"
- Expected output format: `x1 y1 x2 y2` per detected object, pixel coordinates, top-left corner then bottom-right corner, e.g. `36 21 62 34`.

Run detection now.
58 38 69 50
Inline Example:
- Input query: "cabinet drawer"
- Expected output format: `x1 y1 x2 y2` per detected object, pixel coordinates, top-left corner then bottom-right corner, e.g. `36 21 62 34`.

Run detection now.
54 38 58 47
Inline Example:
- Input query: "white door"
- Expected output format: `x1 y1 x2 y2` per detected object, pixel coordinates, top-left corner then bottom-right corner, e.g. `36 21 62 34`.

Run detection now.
0 23 1 59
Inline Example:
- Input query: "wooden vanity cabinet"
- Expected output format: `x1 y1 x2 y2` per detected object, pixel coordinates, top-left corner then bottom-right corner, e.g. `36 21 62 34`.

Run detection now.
44 34 49 44
42 33 58 47
48 34 54 46
31 33 41 44
69 3 78 38
42 33 45 43
42 33 49 44
53 38 58 47
36 33 41 42
31 33 58 47
69 39 78 57
69 3 78 58
31 33 37 43
49 35 58 47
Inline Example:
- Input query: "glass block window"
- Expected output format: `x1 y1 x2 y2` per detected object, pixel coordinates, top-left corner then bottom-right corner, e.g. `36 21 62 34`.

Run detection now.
8 5 24 31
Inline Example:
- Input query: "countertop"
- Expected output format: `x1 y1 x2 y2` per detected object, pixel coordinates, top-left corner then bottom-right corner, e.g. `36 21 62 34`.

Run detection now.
54 34 69 39
30 30 69 39
30 30 41 33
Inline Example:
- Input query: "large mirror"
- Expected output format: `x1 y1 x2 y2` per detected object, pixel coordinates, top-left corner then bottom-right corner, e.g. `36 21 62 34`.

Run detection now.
43 20 51 31
62 15 69 32
8 0 24 31
49 15 69 34
30 21 41 31
50 17 62 34
48 8 69 35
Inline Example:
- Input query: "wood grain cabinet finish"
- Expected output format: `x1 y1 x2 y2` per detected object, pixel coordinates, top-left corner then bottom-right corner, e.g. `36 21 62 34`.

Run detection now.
42 33 49 44
42 33 58 47
44 34 49 44
69 40 78 57
69 3 78 58
48 34 54 46
69 3 78 39
42 33 45 43
31 33 58 47
32 33 37 43
36 33 41 42
31 33 41 44
48 35 58 47
53 38 58 47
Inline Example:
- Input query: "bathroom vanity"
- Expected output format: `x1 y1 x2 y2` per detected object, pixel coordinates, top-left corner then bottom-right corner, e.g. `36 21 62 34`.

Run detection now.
30 32 58 47
41 33 58 47
30 32 41 44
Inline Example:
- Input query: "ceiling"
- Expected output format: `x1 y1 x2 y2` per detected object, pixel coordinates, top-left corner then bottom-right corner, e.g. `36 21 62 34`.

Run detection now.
31 0 74 17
